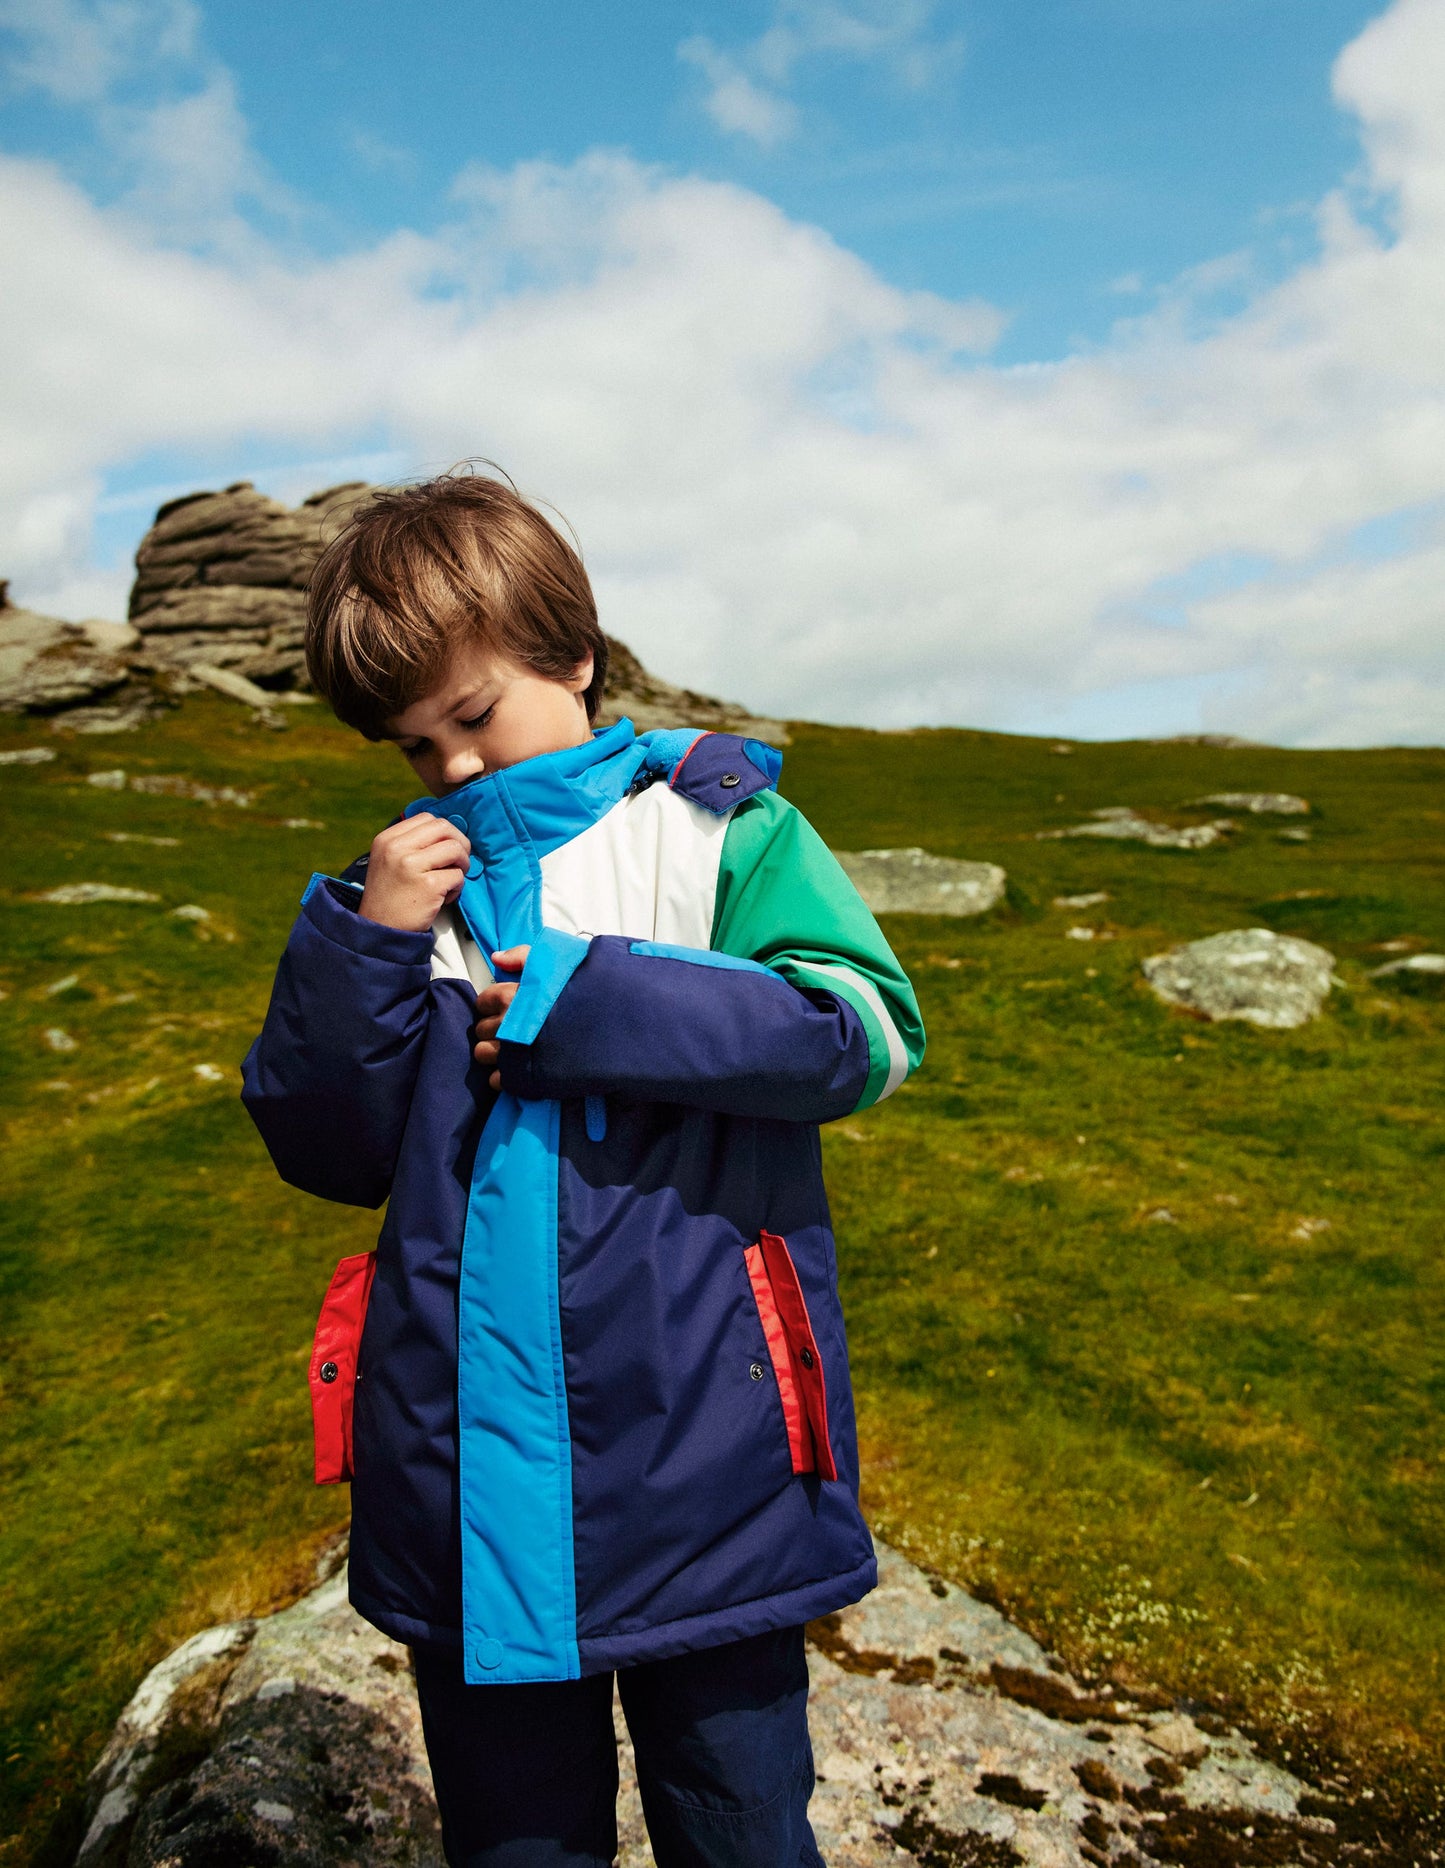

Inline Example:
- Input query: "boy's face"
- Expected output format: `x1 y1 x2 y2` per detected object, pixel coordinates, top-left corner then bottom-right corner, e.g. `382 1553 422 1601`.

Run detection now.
383 640 595 796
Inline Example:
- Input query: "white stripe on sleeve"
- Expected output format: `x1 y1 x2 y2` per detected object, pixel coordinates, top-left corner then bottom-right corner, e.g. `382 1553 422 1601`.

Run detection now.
787 959 910 1102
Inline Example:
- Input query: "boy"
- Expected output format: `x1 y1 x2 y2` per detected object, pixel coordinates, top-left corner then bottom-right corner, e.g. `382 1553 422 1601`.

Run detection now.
242 471 924 1868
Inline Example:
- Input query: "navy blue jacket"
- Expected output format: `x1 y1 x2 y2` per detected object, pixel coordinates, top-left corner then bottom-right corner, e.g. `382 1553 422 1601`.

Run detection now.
243 723 924 1683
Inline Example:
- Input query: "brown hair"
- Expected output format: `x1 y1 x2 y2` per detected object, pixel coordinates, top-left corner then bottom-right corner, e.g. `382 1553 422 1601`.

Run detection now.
305 467 608 738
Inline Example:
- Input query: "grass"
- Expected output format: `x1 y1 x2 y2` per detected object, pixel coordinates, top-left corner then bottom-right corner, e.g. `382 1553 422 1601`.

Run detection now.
1 700 1442 1858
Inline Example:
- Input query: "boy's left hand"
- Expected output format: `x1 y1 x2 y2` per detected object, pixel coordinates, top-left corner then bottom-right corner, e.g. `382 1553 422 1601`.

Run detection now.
473 946 530 1090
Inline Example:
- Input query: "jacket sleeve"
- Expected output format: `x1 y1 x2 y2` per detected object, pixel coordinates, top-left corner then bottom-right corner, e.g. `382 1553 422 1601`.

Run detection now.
496 791 924 1123
241 874 437 1206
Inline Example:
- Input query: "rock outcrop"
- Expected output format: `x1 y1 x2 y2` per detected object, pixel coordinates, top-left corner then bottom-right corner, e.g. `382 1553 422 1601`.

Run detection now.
78 1538 1348 1868
2 481 788 738
1142 928 1335 1028
127 481 370 689
124 481 786 741
0 601 162 731
835 848 1007 917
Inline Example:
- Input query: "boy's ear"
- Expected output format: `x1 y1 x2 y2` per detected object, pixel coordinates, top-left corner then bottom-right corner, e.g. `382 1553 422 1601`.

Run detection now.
569 653 594 694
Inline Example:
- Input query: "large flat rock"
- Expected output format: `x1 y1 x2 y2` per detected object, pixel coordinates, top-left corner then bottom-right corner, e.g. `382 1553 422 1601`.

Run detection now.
1143 928 1335 1028
835 847 1007 916
1193 791 1310 816
1039 808 1235 850
78 1538 1346 1868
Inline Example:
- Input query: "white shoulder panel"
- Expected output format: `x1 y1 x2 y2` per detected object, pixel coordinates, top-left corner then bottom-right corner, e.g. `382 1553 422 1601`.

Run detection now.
430 906 493 986
539 783 729 944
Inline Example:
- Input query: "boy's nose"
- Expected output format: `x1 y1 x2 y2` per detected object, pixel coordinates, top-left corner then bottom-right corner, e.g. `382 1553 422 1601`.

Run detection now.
440 752 486 788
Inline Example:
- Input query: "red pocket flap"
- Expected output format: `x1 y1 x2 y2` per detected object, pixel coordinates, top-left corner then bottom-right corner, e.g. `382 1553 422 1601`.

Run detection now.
308 1251 376 1486
744 1231 838 1482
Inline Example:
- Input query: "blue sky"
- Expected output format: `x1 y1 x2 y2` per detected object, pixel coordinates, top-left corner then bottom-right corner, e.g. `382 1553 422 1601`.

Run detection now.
6 0 1382 356
2 0 1443 744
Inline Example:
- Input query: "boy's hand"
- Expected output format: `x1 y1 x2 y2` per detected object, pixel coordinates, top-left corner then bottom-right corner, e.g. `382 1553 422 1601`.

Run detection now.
358 814 471 932
474 946 530 1090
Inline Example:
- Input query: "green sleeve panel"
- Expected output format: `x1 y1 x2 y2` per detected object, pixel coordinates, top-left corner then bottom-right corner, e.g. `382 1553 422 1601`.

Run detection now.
711 791 925 1112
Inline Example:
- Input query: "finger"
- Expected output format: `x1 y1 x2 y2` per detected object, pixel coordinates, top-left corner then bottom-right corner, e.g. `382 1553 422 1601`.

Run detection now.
489 1069 501 1092
375 811 439 846
491 945 530 972
374 810 433 842
408 830 471 865
385 815 471 856
473 1038 500 1063
392 844 469 885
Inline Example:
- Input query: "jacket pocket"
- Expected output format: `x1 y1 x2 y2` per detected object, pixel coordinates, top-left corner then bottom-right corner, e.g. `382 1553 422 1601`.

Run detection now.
308 1251 377 1485
742 1230 838 1481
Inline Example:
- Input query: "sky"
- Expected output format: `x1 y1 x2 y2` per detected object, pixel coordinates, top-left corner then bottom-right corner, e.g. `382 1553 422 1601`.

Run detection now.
2 0 1443 745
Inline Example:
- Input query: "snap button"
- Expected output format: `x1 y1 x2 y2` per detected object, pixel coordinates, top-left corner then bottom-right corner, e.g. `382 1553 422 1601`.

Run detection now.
319 1361 339 1384
720 773 741 788
799 1347 815 1370
447 814 468 831
475 1638 503 1670
466 855 484 880
749 1361 765 1382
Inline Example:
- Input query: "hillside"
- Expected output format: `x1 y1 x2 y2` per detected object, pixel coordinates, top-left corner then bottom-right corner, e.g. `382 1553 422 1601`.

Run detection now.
1 699 1443 1863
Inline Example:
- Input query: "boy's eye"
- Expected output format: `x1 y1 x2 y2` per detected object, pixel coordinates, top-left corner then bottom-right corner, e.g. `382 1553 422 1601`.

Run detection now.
460 706 496 731
399 741 425 760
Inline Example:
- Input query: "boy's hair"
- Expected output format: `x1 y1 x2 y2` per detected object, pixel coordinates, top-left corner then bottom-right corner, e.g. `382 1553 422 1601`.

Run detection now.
305 468 609 738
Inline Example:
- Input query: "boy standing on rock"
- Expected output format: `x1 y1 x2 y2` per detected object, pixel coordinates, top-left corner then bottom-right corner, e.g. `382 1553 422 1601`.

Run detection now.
242 470 924 1867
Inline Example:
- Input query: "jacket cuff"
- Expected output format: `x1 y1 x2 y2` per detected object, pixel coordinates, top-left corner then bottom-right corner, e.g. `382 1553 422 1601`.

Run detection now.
299 873 436 967
496 927 592 1045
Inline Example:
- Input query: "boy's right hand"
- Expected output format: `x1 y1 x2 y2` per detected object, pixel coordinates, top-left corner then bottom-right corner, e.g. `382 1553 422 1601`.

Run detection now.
358 814 471 932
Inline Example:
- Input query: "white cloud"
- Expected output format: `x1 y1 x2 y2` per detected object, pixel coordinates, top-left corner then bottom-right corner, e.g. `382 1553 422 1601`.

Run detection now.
348 127 420 181
678 38 799 148
107 71 299 252
0 0 197 104
2 0 1444 745
1 0 293 254
680 1 962 147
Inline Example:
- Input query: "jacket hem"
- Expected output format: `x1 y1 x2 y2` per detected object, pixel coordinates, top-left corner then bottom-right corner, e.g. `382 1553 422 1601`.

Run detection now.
349 1552 878 1673
576 1552 877 1675
349 1583 463 1651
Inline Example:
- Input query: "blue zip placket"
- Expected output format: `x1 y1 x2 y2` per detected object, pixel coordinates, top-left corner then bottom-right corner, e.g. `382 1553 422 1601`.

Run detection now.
402 721 699 1683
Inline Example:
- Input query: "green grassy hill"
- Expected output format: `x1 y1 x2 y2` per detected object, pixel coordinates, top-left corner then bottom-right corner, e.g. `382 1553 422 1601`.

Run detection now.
2 699 1442 1861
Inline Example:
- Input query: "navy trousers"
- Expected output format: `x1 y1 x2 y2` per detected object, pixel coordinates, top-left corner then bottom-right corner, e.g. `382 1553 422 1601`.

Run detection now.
411 1625 825 1868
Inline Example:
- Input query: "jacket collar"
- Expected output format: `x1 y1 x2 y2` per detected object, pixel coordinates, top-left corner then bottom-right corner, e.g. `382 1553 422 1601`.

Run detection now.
402 717 653 864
